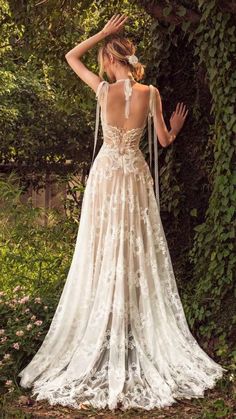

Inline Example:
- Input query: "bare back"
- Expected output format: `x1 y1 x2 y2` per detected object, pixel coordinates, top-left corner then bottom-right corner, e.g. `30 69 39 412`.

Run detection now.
104 81 151 130
91 78 160 208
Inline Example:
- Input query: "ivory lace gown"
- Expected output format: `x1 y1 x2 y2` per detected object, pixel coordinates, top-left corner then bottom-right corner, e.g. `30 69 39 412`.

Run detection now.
18 79 226 411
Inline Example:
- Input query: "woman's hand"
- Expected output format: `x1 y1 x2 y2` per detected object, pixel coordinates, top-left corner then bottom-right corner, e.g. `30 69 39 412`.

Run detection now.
170 102 189 135
101 13 129 36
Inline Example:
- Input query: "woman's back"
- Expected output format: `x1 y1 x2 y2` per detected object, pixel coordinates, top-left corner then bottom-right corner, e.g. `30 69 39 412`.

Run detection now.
104 80 151 130
92 78 160 207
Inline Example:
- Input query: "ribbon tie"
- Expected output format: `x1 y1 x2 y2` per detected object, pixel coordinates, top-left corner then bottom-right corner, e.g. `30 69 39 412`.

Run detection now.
124 78 133 119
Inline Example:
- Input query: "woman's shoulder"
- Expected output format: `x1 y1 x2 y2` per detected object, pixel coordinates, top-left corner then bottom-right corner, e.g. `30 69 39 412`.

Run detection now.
95 79 109 99
134 82 159 93
96 79 160 99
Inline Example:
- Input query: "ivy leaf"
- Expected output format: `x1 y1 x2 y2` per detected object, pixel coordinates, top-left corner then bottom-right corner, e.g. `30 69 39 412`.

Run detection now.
163 6 173 17
182 21 191 33
190 208 198 217
231 173 236 185
209 47 217 58
190 208 197 217
176 6 187 17
194 224 204 232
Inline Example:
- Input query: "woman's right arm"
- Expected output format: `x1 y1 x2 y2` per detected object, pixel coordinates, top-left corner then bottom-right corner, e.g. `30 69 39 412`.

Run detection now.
153 88 188 147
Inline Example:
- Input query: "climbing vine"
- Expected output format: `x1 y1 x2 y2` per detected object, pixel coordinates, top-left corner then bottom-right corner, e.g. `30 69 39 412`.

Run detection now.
143 0 236 363
185 0 236 359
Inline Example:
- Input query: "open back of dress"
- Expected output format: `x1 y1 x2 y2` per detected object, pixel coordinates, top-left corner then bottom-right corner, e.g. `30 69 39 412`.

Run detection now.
91 79 160 209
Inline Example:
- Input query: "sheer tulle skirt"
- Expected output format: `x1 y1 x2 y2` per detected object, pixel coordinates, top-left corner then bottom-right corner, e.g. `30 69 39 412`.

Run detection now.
18 149 226 410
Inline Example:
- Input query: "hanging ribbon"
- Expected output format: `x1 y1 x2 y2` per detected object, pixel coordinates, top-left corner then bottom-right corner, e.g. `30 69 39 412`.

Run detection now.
91 80 107 168
148 85 160 210
124 78 133 119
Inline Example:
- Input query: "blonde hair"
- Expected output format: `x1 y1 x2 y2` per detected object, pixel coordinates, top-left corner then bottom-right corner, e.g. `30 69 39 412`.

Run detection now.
97 34 145 82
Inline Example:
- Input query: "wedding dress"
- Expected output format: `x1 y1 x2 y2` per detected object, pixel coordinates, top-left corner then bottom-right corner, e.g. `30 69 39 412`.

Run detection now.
18 78 227 411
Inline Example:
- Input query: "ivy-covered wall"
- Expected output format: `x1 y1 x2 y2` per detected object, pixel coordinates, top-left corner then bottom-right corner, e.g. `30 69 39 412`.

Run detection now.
139 0 236 362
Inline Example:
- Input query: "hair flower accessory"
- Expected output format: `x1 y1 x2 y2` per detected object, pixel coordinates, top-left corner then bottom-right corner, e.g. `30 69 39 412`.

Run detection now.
126 54 139 66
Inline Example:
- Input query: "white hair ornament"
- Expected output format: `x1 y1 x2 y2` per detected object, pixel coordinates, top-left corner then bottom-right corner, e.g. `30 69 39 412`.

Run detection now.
126 54 139 66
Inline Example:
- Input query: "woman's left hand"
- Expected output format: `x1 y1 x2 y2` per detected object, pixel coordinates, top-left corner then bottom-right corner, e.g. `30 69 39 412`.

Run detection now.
101 13 129 36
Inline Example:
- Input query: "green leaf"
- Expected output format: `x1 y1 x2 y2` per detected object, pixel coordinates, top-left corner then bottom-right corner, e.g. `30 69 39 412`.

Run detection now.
176 6 187 17
190 208 198 217
182 21 191 32
163 6 173 17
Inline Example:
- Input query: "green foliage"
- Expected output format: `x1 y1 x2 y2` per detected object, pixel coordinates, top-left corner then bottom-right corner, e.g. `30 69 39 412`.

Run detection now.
0 173 78 295
0 0 152 186
185 0 236 350
143 0 236 365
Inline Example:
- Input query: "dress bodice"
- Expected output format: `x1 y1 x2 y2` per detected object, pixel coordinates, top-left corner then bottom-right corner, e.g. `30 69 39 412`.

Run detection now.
101 121 146 154
90 79 160 208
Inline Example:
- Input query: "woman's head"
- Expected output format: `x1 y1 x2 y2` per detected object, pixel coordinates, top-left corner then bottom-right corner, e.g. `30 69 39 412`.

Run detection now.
98 34 145 83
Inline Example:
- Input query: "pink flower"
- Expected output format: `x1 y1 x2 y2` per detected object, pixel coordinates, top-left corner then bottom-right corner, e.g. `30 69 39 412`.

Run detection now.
34 320 43 326
1 336 7 343
16 330 24 337
26 324 33 330
24 308 30 313
0 291 5 297
19 296 30 304
3 353 11 360
0 329 5 336
31 315 36 321
13 286 21 293
34 297 41 304
5 380 13 387
12 342 20 350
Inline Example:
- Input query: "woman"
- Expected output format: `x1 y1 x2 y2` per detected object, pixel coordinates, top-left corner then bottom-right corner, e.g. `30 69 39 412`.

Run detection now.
18 13 226 412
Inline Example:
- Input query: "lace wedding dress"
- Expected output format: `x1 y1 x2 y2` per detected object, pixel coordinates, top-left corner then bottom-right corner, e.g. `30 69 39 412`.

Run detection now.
18 78 226 411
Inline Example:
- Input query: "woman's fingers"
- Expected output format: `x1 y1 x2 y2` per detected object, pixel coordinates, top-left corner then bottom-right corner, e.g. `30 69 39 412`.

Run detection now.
180 104 186 116
109 14 119 23
114 14 128 26
107 13 128 28
175 102 188 118
183 109 189 118
111 13 125 23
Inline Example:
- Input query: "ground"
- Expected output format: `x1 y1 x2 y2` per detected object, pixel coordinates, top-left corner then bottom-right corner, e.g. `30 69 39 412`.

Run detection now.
1 381 235 419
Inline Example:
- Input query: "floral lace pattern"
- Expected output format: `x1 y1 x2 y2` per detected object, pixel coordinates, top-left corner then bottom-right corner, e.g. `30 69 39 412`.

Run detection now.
18 81 226 411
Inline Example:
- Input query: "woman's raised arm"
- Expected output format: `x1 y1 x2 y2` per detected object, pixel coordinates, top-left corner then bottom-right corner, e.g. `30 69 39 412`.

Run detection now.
65 14 128 94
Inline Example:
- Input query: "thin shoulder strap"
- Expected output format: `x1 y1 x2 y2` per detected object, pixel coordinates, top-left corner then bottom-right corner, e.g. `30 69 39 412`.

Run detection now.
148 85 160 210
90 80 108 169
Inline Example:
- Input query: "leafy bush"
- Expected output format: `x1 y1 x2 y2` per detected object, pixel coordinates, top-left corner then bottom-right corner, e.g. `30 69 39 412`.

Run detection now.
0 173 78 296
0 287 56 394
